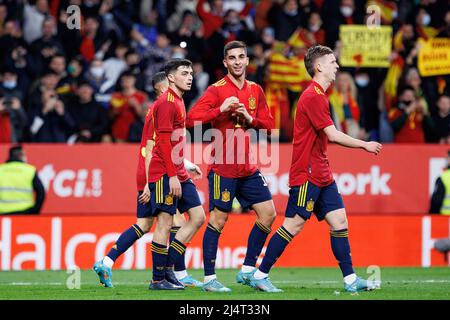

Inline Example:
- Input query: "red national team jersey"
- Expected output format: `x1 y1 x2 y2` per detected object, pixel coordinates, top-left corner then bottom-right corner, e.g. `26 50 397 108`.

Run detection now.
148 88 189 183
136 103 155 191
186 75 274 178
289 81 334 187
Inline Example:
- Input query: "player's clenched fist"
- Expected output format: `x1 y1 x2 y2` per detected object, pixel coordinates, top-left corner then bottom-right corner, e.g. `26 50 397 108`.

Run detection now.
219 96 239 113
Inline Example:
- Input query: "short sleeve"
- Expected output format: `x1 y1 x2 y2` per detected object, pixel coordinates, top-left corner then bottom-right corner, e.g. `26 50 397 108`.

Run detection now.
154 101 175 133
304 94 333 131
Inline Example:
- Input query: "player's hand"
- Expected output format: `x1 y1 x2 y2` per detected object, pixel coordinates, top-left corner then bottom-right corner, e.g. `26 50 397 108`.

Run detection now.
139 184 150 204
188 164 203 180
169 176 182 198
234 104 253 124
219 96 239 113
365 141 382 155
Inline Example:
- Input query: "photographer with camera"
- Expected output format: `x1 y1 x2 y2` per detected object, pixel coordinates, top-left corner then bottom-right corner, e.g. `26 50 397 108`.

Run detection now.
27 71 76 142
387 86 434 143
0 68 27 143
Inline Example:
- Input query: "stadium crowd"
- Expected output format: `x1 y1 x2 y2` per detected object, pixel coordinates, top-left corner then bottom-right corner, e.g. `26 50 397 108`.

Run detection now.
0 0 448 144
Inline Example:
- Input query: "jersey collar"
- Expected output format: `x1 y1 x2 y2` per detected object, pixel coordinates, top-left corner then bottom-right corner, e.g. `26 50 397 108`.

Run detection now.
226 74 247 90
312 80 325 95
167 87 181 100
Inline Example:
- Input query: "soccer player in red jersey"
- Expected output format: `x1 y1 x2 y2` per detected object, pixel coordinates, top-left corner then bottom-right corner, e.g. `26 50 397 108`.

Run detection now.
248 45 383 293
148 59 206 290
93 72 202 288
92 72 168 288
186 41 276 292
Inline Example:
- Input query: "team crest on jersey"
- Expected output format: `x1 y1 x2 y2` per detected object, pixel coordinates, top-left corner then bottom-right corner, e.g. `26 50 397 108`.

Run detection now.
248 95 256 110
306 199 314 212
112 245 117 250
141 147 146 157
221 189 231 202
165 194 174 205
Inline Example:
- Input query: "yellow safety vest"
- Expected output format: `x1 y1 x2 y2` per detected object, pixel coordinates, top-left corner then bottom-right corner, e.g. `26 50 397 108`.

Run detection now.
440 169 450 215
0 161 36 214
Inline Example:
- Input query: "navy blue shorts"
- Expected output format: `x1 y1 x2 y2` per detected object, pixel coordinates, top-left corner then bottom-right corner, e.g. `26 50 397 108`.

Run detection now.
208 170 273 212
136 191 152 218
285 181 344 221
149 175 202 216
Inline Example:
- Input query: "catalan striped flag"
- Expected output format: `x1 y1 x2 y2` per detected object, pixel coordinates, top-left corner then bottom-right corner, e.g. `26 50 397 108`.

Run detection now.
267 46 311 92
287 28 316 49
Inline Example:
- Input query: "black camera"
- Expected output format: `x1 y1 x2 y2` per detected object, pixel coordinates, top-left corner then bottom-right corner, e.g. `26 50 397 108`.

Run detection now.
3 97 13 108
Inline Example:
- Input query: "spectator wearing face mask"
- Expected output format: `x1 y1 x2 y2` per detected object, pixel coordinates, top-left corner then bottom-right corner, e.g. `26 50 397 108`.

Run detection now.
84 58 114 108
388 86 434 143
268 0 302 41
413 8 439 40
322 0 365 48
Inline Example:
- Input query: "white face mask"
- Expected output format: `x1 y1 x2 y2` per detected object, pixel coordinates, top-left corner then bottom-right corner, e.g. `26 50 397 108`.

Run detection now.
172 52 185 59
309 23 321 33
340 6 353 17
355 75 369 87
422 13 431 26
90 67 104 78
3 80 17 89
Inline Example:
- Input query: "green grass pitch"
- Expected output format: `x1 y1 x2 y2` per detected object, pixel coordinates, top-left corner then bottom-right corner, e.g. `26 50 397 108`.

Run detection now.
0 267 449 300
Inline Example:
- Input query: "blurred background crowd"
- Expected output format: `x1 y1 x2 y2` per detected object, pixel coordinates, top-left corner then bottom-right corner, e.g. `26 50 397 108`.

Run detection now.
0 0 449 144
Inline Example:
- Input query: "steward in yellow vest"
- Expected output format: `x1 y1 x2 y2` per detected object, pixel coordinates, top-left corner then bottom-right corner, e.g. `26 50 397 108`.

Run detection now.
429 151 450 215
0 145 45 214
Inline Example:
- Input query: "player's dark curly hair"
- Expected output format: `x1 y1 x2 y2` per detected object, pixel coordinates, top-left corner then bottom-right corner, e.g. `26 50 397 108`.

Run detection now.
304 45 334 78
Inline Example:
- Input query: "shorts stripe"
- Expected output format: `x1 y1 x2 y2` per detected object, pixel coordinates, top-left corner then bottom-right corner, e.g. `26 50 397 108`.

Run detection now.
214 174 220 200
160 177 164 204
156 177 163 204
302 181 308 207
297 182 308 207
297 184 303 206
